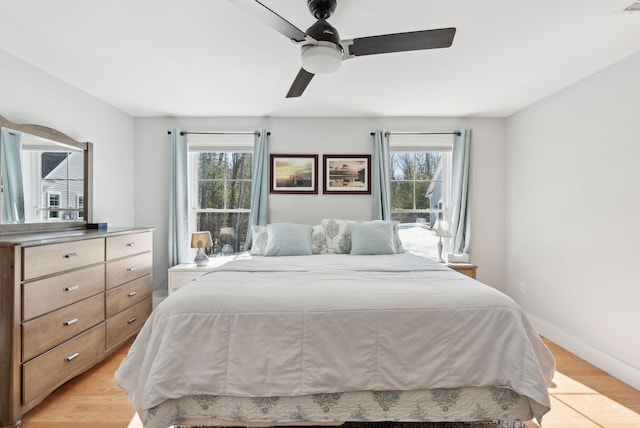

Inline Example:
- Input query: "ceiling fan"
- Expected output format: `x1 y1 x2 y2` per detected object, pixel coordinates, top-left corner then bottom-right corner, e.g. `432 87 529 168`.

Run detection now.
229 0 456 98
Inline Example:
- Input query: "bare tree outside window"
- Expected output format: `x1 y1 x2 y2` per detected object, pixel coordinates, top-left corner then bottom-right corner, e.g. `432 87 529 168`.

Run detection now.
191 151 252 254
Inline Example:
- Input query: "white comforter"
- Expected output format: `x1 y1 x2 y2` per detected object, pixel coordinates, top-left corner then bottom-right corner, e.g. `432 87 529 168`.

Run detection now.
116 254 554 421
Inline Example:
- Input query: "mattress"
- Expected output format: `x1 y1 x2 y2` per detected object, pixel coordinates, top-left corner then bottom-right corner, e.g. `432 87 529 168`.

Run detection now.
116 253 554 427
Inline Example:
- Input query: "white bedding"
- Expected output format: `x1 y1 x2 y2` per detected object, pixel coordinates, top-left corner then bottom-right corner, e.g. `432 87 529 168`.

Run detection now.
116 253 554 422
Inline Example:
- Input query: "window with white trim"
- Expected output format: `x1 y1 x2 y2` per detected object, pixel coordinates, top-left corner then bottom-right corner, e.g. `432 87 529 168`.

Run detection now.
47 191 61 220
187 134 253 254
77 194 84 220
389 134 453 259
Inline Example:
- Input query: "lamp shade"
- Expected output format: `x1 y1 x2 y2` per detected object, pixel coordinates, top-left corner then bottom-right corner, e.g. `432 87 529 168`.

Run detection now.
220 227 236 236
434 219 452 238
191 231 213 249
219 227 235 237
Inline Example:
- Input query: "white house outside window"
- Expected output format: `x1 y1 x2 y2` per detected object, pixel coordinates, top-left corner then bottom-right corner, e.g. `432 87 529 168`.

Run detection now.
389 134 453 259
187 134 253 254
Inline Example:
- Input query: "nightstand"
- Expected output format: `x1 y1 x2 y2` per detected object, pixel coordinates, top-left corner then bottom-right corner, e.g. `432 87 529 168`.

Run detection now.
445 262 477 279
168 256 237 295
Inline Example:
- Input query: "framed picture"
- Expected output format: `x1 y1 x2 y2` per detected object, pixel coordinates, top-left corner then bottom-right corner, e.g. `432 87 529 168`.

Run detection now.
270 154 318 194
323 154 372 194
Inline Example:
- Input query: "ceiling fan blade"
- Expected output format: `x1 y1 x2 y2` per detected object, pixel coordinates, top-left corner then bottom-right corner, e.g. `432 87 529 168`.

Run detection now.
286 68 315 98
347 28 456 57
229 0 306 43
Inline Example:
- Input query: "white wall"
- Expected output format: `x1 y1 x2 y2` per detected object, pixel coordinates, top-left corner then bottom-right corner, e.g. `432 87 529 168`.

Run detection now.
505 52 640 389
0 50 135 226
135 116 506 296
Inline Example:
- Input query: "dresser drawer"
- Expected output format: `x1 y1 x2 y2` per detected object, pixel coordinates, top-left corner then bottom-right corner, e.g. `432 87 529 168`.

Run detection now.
22 264 105 321
106 252 152 290
23 238 105 280
106 298 151 349
106 275 152 318
22 294 105 361
23 324 105 404
106 231 152 261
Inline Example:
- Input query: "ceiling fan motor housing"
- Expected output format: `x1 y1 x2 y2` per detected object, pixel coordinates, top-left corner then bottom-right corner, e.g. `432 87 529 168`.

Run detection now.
307 0 337 19
306 19 340 45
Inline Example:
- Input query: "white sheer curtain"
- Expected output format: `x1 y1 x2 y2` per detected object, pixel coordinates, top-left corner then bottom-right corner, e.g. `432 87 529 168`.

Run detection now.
168 129 189 267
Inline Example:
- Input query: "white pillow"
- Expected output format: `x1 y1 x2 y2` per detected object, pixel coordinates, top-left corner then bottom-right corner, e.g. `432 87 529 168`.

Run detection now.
321 219 405 254
321 219 353 254
311 224 327 254
250 225 268 255
349 222 396 255
264 223 313 256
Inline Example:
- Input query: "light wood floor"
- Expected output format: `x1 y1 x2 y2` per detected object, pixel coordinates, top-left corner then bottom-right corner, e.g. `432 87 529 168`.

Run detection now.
19 338 640 428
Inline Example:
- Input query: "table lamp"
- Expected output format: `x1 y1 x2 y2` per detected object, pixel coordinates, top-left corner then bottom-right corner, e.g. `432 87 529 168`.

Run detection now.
191 231 213 266
219 227 235 256
434 219 452 263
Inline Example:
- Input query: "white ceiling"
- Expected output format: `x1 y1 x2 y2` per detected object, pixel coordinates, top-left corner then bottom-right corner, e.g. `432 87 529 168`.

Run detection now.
1 0 639 118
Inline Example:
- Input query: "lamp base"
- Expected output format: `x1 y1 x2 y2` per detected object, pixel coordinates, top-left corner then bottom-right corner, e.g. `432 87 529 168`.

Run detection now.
436 238 445 263
221 244 234 256
194 247 209 267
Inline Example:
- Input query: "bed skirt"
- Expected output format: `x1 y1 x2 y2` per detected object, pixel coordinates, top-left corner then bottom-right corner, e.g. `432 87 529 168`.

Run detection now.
141 387 533 428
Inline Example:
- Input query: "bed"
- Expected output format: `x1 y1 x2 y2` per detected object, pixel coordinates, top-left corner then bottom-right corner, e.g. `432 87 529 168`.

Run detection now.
116 236 554 428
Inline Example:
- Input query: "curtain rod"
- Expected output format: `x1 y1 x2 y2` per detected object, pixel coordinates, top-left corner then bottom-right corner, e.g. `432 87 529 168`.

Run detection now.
167 130 270 136
370 131 461 136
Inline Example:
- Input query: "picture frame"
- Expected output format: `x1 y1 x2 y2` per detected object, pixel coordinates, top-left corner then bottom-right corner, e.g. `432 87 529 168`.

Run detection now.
270 154 318 194
323 154 372 194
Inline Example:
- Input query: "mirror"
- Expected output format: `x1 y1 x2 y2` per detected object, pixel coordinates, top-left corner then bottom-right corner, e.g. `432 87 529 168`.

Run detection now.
0 115 93 233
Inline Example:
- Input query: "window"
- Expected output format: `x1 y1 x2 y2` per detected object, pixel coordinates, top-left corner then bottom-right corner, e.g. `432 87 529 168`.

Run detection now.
77 194 84 220
39 151 85 221
188 136 253 254
389 135 453 259
47 191 61 219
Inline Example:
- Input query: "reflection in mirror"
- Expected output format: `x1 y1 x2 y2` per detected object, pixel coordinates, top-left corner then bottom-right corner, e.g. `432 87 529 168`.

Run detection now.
0 115 92 232
1 128 84 224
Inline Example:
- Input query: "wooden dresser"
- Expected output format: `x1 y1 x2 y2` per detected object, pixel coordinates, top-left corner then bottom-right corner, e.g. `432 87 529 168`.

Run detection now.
0 227 153 428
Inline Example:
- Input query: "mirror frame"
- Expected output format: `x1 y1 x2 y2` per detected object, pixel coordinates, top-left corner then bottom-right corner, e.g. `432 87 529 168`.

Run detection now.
0 115 93 234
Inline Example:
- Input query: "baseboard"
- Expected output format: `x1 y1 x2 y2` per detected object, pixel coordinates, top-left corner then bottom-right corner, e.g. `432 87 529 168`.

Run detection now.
528 315 640 391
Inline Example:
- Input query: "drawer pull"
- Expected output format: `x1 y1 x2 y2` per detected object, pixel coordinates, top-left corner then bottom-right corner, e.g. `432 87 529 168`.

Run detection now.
127 317 137 324
64 252 79 259
127 266 137 272
64 318 79 326
65 352 80 362
126 242 136 247
64 284 79 292
128 291 138 297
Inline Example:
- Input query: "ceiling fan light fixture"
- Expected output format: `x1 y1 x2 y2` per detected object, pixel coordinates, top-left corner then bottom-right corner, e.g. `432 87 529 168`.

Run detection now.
301 43 342 74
